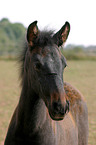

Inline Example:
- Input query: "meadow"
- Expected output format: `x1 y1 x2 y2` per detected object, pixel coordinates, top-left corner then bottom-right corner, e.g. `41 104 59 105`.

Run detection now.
0 60 96 145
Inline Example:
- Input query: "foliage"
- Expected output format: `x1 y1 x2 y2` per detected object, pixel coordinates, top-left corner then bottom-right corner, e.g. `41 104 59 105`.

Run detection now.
0 18 96 60
61 45 96 60
0 18 26 56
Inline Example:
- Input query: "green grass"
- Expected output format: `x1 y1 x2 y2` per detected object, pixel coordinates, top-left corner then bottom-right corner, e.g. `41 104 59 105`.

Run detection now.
0 60 96 145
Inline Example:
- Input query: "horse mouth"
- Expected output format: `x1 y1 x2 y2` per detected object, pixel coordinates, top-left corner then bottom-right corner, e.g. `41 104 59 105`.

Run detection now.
48 101 70 121
49 109 65 121
43 95 69 121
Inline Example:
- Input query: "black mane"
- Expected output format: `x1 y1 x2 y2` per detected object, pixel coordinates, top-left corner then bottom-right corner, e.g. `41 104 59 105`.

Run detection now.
33 30 54 47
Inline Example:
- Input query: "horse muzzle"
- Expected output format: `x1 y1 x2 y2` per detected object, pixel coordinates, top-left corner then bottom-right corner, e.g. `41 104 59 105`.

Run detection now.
49 100 70 121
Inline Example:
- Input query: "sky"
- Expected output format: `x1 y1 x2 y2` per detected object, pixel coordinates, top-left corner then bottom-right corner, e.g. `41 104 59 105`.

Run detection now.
0 0 96 46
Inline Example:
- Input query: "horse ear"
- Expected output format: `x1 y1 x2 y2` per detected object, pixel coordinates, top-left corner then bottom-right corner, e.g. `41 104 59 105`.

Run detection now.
27 21 39 46
53 22 70 47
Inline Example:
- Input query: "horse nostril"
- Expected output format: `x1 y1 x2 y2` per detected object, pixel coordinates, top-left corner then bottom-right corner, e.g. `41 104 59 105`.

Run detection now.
52 102 61 113
52 100 70 115
65 100 70 113
52 102 64 115
60 107 65 115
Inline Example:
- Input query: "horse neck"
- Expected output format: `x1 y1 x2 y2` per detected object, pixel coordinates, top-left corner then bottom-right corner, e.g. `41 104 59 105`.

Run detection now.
17 76 47 134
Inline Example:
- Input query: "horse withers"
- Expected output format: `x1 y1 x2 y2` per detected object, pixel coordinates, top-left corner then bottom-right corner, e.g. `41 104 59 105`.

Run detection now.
4 21 88 145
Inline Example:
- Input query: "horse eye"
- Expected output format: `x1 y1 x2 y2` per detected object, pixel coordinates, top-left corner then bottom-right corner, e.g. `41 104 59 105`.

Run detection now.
61 56 67 69
34 62 42 71
64 63 67 68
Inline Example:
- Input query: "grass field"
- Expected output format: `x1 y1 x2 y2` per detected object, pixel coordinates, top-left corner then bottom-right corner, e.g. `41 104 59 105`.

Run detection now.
0 60 96 145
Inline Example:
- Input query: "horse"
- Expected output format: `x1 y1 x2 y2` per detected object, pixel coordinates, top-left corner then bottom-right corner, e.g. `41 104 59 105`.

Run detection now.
4 21 88 145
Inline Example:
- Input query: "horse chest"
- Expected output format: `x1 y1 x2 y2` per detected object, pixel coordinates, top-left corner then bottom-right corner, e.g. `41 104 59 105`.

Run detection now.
29 114 78 145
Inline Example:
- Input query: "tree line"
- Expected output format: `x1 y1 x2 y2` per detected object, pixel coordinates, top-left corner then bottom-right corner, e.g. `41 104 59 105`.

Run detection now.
0 18 26 58
0 18 96 60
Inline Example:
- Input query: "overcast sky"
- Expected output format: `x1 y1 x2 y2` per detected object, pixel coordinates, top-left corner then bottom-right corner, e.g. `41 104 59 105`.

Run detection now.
0 0 96 46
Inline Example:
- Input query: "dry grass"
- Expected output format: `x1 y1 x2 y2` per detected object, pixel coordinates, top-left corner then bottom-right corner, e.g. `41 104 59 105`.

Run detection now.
64 60 96 145
0 61 20 143
0 60 96 144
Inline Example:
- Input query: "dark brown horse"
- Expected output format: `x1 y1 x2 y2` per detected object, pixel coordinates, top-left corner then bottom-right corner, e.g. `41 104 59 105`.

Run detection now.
4 21 88 145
